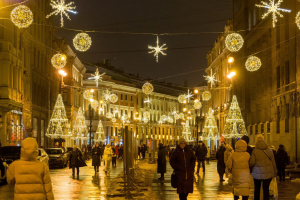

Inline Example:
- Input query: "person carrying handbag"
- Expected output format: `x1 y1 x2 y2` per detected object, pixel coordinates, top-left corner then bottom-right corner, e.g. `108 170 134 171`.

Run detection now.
250 134 277 200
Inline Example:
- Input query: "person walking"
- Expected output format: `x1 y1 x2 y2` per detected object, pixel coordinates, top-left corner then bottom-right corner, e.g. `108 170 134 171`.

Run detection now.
170 137 196 200
157 143 167 180
225 144 234 177
92 142 101 174
206 146 211 164
275 144 289 181
195 141 207 174
142 144 146 159
115 144 119 158
103 144 113 176
241 135 253 156
250 134 277 200
7 138 54 200
119 145 123 159
216 145 226 182
226 140 251 200
69 145 87 176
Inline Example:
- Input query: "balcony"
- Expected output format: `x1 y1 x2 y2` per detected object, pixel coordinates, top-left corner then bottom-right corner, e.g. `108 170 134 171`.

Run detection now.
272 82 296 97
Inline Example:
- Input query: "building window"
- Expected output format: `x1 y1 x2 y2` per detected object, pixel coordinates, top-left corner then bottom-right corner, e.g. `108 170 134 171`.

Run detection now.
137 97 139 105
131 111 133 120
121 94 123 100
277 66 280 89
267 122 270 133
285 61 289 85
255 124 258 135
261 123 264 134
131 96 133 102
125 95 127 101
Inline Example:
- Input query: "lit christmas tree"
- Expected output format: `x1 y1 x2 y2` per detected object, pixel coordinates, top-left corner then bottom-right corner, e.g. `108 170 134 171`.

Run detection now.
202 107 219 140
223 95 247 138
182 119 194 142
46 94 68 138
94 120 105 142
71 107 89 140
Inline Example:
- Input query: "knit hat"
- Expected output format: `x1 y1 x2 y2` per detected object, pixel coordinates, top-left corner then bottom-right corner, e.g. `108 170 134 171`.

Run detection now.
256 134 264 141
178 137 186 144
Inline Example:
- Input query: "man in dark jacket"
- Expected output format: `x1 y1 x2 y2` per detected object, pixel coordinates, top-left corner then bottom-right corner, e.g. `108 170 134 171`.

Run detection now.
195 141 207 174
157 143 167 180
170 137 196 200
92 142 101 174
241 135 253 155
69 145 87 176
275 144 289 181
216 145 226 182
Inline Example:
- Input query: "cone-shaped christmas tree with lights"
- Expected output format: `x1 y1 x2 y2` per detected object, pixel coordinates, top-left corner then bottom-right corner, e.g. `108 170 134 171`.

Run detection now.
223 95 247 138
202 107 219 140
94 120 105 142
46 94 68 138
72 107 89 140
182 119 194 142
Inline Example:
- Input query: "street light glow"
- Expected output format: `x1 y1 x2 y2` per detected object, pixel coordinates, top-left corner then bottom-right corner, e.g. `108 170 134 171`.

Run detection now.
194 89 199 94
228 57 234 63
227 72 236 79
58 69 67 77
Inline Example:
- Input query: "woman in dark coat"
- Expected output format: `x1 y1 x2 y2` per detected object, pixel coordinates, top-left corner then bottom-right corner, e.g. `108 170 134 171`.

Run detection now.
275 144 289 181
119 145 123 159
92 142 101 174
69 145 87 176
216 145 226 182
157 143 167 180
170 137 196 200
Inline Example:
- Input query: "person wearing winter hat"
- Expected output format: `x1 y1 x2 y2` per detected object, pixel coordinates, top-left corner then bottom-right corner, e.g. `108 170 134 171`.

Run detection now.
275 144 289 181
170 137 196 200
241 135 253 156
250 134 277 200
7 138 54 200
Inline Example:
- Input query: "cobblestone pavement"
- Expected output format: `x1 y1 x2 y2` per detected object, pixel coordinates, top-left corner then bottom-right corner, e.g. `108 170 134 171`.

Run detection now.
0 158 299 199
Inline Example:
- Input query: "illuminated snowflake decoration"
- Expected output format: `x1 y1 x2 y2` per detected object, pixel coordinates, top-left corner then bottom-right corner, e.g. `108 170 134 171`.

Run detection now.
296 12 300 29
161 115 168 121
83 90 93 100
174 114 180 120
90 68 105 87
185 89 194 103
256 0 291 27
168 117 174 124
245 56 262 72
143 118 149 123
225 33 244 52
109 94 118 103
142 82 154 95
202 91 211 101
143 111 150 119
204 71 219 87
46 0 77 27
10 5 33 28
112 118 116 123
148 36 167 63
73 32 92 52
51 53 67 69
179 113 185 119
144 97 152 104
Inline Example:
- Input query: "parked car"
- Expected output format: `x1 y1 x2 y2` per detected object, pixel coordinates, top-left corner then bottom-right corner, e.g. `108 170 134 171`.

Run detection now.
0 146 21 165
61 147 71 161
0 158 8 184
67 147 86 161
38 148 49 166
45 148 68 168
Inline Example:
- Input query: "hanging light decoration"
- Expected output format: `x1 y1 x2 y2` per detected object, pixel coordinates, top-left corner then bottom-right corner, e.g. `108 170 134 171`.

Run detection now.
142 82 154 95
83 90 93 100
109 94 118 103
179 113 185 119
112 118 116 123
148 35 167 63
178 95 186 103
143 118 149 123
10 5 33 28
73 32 92 52
296 12 300 29
194 100 202 109
106 112 113 119
225 33 244 52
174 114 180 120
202 91 211 101
91 100 99 109
161 115 168 121
245 56 262 72
51 53 67 69
143 111 150 119
168 117 174 124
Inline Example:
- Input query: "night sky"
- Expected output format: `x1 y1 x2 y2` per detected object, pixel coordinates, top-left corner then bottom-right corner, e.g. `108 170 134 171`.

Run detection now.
55 0 233 87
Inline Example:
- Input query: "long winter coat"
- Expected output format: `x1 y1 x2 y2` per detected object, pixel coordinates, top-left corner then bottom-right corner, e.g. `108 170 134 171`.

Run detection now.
170 146 196 194
195 145 207 161
69 149 87 168
224 145 233 164
103 146 113 161
226 140 251 197
157 144 167 173
275 147 289 169
7 138 54 200
92 147 101 166
115 146 119 156
250 140 277 180
216 146 226 174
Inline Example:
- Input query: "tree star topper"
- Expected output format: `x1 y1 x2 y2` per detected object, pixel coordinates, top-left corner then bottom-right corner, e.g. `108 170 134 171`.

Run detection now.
89 68 105 87
148 36 167 63
46 0 78 27
256 0 291 27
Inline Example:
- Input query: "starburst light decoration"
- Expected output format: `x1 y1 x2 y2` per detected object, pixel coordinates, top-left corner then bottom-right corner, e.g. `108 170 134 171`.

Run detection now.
144 97 152 104
182 120 193 142
109 94 118 103
178 95 187 103
194 100 202 109
142 82 154 95
245 56 262 72
223 95 247 138
143 118 149 123
90 68 105 87
83 90 93 100
204 70 219 87
202 91 211 101
225 33 244 52
91 100 99 109
296 12 300 29
185 89 194 103
106 112 113 119
202 108 219 140
46 0 77 27
10 5 33 28
73 32 92 52
51 53 67 69
46 94 69 138
256 0 291 28
148 36 167 63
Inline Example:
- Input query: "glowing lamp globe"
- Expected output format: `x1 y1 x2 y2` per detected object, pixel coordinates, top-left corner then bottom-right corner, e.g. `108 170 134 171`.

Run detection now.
109 94 118 103
178 95 186 103
245 56 261 72
194 101 202 109
142 82 154 95
83 90 93 100
202 91 211 101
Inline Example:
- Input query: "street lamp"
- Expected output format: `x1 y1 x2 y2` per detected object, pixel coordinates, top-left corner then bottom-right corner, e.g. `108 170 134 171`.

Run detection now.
227 71 236 79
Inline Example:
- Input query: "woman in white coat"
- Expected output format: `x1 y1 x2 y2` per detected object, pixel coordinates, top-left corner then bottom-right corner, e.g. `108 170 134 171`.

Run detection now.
103 144 113 175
